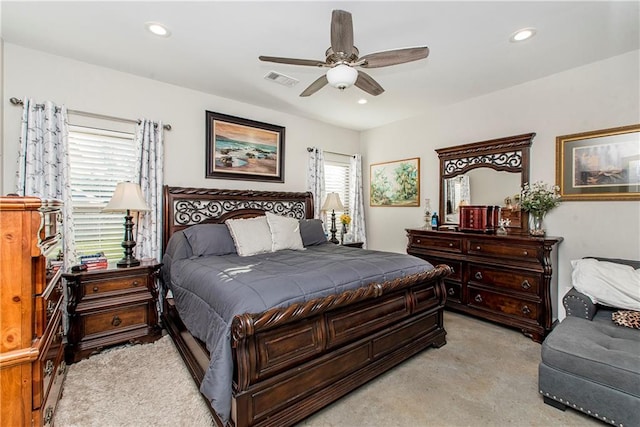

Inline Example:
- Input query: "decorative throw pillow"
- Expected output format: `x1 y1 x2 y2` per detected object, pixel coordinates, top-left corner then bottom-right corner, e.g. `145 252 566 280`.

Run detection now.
571 258 640 311
225 216 273 257
265 212 304 252
612 310 640 329
299 218 327 246
183 224 237 257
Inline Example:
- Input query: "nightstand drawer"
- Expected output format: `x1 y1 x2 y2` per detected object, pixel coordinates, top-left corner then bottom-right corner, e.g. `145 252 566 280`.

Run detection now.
82 304 149 338
81 273 148 299
33 310 64 409
467 264 540 295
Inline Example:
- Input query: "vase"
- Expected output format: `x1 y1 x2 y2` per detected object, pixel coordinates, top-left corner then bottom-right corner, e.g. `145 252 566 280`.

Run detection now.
529 212 546 236
341 223 347 244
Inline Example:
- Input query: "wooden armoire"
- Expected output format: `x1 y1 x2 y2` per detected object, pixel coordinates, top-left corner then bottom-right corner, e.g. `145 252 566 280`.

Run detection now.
0 196 66 426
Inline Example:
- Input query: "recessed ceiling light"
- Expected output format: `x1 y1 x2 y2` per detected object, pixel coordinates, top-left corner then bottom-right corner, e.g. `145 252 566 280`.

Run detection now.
145 22 171 37
357 99 368 105
510 27 536 43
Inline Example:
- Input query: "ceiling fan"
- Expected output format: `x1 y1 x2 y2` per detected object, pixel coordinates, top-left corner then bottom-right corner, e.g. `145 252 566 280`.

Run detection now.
259 10 429 97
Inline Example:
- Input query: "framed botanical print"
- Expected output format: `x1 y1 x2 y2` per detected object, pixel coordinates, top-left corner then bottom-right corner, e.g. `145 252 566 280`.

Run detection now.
370 157 420 207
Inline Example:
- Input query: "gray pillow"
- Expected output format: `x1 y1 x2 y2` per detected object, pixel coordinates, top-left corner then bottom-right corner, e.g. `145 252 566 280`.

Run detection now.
183 223 237 257
299 219 327 246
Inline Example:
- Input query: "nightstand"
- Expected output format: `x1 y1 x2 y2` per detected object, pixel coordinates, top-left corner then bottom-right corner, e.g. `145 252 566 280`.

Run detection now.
342 242 364 248
63 260 162 363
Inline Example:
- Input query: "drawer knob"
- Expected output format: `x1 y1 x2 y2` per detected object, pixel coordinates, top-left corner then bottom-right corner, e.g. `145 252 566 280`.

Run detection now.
474 294 483 303
93 286 99 292
475 272 483 280
44 359 54 377
448 243 453 247
416 239 421 243
112 315 122 327
132 280 139 287
522 305 531 315
450 267 455 273
476 246 481 250
521 280 531 290
58 361 67 376
447 288 455 296
523 250 529 256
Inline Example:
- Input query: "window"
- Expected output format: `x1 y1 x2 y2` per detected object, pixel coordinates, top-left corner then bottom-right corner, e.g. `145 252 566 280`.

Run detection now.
324 154 351 239
68 125 137 261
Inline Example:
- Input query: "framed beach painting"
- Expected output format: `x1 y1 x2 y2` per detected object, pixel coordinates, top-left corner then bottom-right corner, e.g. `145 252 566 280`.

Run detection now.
370 157 420 207
556 124 640 201
206 111 285 182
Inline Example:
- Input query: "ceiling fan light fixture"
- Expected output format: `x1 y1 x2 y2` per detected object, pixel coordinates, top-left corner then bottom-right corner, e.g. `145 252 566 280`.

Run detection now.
326 64 358 90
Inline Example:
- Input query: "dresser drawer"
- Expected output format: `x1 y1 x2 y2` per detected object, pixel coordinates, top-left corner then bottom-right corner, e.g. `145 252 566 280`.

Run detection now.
443 281 462 303
466 239 540 261
410 235 462 253
35 278 64 337
81 273 149 299
33 310 64 409
414 255 462 281
468 286 538 321
467 264 540 295
81 303 150 339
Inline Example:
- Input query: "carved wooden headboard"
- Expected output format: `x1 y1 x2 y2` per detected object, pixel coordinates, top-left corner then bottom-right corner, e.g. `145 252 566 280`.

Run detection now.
162 186 314 250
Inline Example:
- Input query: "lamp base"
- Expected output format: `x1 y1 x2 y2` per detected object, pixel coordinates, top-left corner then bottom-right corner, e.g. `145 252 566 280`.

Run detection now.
117 256 141 268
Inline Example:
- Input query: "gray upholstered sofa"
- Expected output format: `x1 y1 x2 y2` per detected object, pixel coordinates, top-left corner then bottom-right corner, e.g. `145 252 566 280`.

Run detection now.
538 258 640 427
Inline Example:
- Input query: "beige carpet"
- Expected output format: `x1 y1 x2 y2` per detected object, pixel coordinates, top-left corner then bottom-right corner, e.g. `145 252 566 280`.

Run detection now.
55 312 598 426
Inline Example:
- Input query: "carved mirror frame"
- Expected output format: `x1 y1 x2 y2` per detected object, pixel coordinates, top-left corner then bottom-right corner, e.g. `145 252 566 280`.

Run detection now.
435 133 535 233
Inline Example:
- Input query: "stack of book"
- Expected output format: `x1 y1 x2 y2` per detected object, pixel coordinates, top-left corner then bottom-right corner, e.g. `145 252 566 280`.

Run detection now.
80 252 108 270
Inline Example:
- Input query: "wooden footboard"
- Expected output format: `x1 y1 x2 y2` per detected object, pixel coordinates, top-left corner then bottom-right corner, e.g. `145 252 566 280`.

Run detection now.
162 265 450 427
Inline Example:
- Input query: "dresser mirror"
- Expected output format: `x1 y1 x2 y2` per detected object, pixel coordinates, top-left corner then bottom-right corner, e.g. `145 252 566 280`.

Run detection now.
435 133 535 232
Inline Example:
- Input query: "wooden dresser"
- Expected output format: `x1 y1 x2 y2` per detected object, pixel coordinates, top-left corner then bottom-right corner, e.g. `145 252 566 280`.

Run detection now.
0 196 66 426
63 261 162 363
407 228 562 342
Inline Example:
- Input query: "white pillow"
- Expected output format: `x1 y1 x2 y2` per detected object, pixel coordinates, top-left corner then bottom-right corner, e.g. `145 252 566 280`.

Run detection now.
571 258 640 311
225 216 273 257
265 212 305 252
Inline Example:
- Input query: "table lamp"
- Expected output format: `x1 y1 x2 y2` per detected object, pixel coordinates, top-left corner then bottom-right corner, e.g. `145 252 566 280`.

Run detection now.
104 182 150 268
321 192 344 244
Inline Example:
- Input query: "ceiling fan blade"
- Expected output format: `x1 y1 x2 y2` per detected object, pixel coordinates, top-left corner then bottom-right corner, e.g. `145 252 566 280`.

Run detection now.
259 56 326 67
300 75 329 97
359 46 429 68
355 71 384 96
330 10 354 57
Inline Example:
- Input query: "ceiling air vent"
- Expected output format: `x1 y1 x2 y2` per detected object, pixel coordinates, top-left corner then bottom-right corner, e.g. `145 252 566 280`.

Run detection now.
264 71 299 87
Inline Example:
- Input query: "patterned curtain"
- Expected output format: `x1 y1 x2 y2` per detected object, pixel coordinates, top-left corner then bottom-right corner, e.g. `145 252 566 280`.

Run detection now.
306 147 325 220
349 154 367 248
134 119 164 262
15 99 77 270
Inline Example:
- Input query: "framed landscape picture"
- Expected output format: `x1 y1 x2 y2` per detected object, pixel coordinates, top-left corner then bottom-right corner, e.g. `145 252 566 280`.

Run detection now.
556 124 640 201
370 157 420 207
206 111 285 182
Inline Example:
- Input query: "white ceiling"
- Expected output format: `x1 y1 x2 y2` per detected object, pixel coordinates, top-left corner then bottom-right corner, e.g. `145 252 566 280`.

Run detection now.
2 1 639 131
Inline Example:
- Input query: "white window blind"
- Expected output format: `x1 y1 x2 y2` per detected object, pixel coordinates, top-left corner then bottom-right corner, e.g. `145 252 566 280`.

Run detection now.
324 156 351 238
68 125 137 261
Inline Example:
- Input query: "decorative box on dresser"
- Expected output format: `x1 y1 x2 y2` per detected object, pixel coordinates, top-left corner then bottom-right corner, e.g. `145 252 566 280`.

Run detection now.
63 261 162 363
407 228 562 342
0 196 66 426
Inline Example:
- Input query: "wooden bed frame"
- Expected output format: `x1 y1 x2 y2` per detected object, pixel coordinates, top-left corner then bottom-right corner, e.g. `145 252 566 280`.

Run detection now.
161 186 452 427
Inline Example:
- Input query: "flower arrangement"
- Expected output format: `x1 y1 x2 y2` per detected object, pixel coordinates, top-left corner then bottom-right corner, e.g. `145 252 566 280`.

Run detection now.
340 213 351 225
520 181 561 215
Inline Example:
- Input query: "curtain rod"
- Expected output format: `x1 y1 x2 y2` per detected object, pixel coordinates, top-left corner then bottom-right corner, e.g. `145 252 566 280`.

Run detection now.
9 97 172 131
307 147 355 158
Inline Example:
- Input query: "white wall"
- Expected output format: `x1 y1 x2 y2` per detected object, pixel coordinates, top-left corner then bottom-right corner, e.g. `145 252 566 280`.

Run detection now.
1 44 359 194
361 50 640 318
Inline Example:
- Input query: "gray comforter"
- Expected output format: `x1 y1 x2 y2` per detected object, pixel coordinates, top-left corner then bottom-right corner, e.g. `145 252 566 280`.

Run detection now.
163 231 434 422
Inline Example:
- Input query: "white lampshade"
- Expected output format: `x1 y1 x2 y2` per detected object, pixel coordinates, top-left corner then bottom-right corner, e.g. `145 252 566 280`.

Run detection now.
322 192 344 212
104 182 150 212
326 64 358 89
